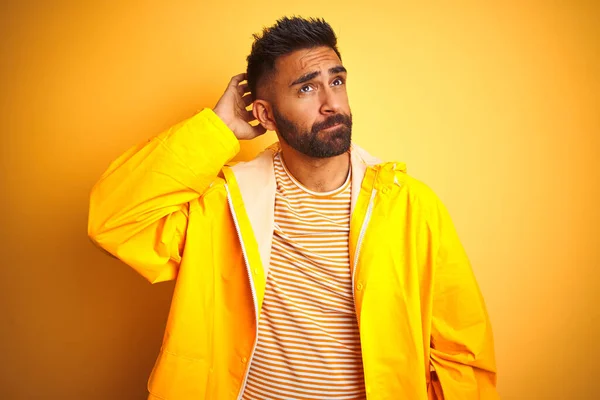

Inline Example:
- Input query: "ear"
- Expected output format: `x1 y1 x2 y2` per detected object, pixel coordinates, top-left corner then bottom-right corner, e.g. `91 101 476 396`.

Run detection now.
252 100 277 131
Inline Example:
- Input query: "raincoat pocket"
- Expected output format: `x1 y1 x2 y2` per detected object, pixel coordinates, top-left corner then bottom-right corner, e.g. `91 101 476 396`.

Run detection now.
148 349 210 399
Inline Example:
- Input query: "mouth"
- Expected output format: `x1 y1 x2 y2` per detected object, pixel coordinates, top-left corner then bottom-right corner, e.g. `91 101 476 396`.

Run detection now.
321 123 342 131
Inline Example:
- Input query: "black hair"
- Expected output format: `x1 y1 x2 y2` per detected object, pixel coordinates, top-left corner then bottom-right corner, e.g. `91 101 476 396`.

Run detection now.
246 16 341 99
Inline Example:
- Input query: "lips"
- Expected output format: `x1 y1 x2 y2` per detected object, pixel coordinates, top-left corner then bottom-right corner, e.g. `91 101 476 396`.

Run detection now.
312 113 352 134
322 123 341 130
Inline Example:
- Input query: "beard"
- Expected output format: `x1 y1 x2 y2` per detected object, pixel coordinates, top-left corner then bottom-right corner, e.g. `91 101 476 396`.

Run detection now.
272 107 352 158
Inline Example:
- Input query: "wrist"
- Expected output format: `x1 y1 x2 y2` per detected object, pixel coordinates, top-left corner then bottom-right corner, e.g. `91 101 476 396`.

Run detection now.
213 109 237 135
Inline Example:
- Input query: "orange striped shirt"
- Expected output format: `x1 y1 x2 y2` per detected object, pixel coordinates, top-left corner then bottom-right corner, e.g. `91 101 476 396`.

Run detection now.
242 152 366 400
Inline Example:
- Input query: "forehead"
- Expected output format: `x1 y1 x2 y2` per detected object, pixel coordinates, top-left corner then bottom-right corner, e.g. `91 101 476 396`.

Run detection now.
275 46 342 81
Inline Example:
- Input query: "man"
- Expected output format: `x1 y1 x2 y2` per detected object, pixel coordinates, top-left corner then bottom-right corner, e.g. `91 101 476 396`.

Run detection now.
88 16 498 400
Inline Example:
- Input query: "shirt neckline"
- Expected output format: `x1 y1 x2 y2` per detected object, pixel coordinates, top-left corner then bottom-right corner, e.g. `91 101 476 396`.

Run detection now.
277 152 351 198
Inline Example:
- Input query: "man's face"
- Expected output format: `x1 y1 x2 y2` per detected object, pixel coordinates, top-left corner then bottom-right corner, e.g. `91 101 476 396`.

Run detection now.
269 46 352 158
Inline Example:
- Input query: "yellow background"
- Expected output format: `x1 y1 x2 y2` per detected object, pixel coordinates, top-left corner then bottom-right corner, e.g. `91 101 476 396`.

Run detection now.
1 1 598 399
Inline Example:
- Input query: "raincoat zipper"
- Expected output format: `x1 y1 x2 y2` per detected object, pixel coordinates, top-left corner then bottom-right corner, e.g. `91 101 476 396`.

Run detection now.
352 187 377 306
224 184 259 400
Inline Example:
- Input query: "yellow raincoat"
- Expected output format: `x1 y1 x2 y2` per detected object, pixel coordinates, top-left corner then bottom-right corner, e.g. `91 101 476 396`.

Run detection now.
88 109 498 399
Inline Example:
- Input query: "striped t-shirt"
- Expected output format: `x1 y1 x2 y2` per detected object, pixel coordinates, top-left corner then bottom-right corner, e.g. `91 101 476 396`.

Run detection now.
241 152 366 400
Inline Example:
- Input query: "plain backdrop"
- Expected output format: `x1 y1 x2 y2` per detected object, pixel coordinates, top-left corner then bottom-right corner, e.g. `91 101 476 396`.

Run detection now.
1 1 598 399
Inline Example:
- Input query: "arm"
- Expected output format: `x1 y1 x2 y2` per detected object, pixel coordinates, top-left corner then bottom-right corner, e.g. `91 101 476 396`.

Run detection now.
88 108 239 283
427 198 498 399
88 73 265 283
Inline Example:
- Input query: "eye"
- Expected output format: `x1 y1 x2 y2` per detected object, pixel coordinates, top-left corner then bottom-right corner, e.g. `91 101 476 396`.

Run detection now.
299 84 314 93
331 77 345 86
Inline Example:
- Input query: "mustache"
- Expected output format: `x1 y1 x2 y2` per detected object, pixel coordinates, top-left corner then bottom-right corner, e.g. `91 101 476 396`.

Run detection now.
312 113 352 133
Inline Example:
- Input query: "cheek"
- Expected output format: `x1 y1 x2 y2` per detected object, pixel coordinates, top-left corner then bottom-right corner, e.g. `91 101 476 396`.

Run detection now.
287 104 319 125
338 90 350 107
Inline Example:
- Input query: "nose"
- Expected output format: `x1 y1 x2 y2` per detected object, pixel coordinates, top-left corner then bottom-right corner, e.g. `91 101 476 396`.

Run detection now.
319 85 343 115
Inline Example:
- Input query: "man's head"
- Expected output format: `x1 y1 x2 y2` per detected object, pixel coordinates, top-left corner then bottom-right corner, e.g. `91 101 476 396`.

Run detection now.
247 17 352 158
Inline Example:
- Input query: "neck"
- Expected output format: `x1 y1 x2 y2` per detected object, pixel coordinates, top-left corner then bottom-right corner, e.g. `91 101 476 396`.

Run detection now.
279 142 351 193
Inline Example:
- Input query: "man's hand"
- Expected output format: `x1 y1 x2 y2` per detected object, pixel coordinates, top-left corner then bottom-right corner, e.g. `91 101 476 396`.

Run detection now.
213 73 267 140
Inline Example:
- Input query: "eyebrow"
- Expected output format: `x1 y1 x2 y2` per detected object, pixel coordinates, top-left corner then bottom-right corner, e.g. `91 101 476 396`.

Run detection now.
290 65 347 86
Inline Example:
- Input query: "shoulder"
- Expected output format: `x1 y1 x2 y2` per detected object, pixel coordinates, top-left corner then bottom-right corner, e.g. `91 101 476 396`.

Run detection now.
352 143 439 205
377 161 439 200
375 161 447 221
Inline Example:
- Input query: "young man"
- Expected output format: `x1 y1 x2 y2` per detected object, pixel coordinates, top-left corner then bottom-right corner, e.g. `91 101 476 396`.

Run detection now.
88 17 498 400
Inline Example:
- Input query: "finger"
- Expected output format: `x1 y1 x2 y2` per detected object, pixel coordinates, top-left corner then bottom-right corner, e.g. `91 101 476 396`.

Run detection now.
245 109 255 121
252 124 267 136
242 93 253 107
236 84 249 97
229 73 247 87
235 97 249 114
238 84 250 94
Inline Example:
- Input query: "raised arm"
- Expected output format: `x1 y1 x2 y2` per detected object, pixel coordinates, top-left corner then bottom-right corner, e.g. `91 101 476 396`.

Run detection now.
88 74 265 283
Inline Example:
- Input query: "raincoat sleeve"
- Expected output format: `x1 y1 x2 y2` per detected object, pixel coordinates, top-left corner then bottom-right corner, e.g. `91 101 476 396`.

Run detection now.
427 197 498 399
88 108 239 283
